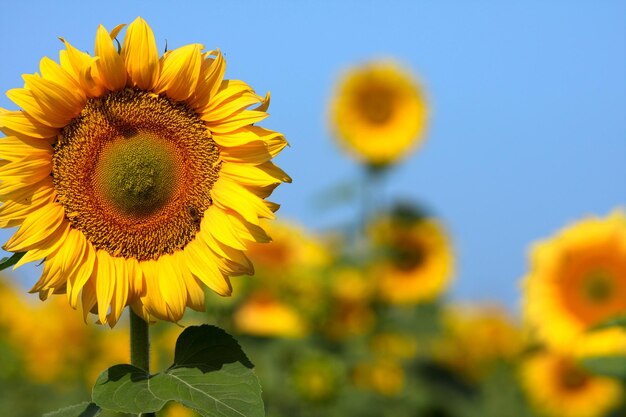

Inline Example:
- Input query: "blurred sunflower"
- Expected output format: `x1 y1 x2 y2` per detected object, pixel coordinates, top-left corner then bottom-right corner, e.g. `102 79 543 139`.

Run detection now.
520 349 622 417
371 215 454 304
523 211 626 347
0 17 290 326
233 292 307 338
330 61 427 167
0 278 87 383
434 304 523 381
353 358 405 397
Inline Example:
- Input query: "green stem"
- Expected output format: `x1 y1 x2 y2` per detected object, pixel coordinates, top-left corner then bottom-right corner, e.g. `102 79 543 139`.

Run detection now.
130 308 156 417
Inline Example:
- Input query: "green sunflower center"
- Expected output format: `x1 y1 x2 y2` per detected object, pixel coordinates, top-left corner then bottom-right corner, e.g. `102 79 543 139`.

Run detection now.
97 134 178 216
582 269 614 304
53 88 221 261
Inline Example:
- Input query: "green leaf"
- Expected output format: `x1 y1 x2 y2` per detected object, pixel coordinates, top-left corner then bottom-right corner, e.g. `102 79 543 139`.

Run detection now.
0 252 24 271
43 402 101 417
581 356 626 379
93 325 264 417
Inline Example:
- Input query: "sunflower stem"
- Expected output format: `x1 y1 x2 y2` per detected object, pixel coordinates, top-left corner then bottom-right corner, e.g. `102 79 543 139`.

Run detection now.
129 308 156 417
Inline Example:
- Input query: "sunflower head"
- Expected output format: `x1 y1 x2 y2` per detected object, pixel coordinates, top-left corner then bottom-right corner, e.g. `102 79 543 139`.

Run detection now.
0 17 290 326
232 292 307 338
369 209 454 304
434 304 523 381
522 210 626 347
330 60 428 167
520 349 623 417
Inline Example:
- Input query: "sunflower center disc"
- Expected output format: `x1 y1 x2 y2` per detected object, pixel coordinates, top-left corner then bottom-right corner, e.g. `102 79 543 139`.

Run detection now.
97 134 178 216
582 269 614 303
53 88 221 261
358 87 394 124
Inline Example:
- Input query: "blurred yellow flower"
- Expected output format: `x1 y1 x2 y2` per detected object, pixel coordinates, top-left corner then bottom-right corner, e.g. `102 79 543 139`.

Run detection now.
434 304 523 381
233 292 307 338
520 349 622 417
330 266 374 304
370 332 419 361
324 301 376 341
248 220 330 273
292 356 342 403
372 216 454 304
160 402 199 417
523 210 626 348
353 358 405 397
0 279 87 383
0 17 289 326
330 61 428 166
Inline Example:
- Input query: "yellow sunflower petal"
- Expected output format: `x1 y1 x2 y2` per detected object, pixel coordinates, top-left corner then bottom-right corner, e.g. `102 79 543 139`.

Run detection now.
155 43 203 101
225 210 271 243
155 254 187 321
67 239 96 309
184 238 232 296
7 88 72 128
211 178 275 225
220 161 292 187
0 109 58 139
138 260 169 320
109 24 126 41
15 221 70 269
199 231 254 276
3 203 65 252
22 74 85 119
31 227 83 296
94 250 116 324
0 155 51 182
39 56 84 98
126 256 145 301
108 256 129 327
202 205 247 250
187 50 225 110
81 277 98 322
0 180 55 222
94 24 127 91
175 252 205 311
58 38 106 97
121 17 160 90
212 125 286 148
204 109 268 134
0 136 52 162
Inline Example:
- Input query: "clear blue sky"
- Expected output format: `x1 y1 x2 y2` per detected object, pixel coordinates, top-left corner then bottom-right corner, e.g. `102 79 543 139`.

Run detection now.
0 1 624 311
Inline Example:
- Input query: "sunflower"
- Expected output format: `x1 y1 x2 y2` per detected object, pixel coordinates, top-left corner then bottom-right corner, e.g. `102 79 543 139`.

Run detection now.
522 210 626 348
371 215 454 304
434 304 523 381
232 292 307 338
330 61 427 167
520 349 622 417
0 17 290 326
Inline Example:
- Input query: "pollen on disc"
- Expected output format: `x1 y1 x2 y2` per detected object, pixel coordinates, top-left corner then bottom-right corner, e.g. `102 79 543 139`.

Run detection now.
95 134 182 217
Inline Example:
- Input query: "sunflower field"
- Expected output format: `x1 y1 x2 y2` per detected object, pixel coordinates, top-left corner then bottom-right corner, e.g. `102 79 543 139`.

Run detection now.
0 3 624 417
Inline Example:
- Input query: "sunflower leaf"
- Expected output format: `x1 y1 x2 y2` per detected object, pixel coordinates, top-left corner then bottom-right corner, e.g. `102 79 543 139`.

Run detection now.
581 356 626 379
0 252 24 271
43 402 101 417
92 325 264 417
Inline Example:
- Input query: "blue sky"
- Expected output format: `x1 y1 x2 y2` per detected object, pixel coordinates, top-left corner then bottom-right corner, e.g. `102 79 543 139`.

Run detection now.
0 1 624 311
